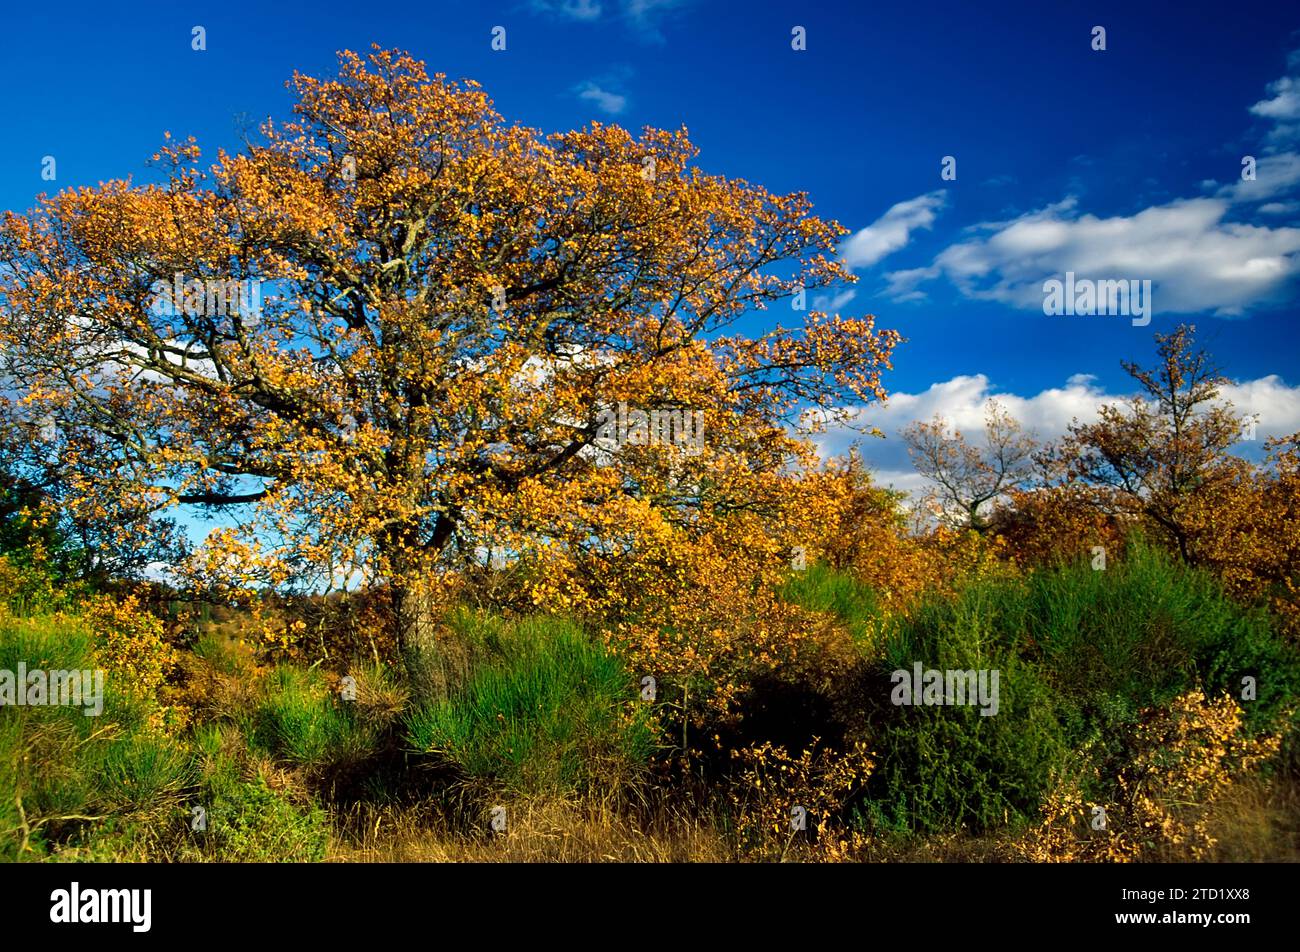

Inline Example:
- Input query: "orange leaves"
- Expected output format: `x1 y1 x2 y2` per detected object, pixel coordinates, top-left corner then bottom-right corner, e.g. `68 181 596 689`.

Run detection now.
1179 432 1300 639
0 47 903 658
1022 691 1280 862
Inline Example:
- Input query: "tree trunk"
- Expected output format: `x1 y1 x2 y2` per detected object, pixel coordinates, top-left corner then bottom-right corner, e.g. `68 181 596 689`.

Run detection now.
395 583 444 706
389 513 457 706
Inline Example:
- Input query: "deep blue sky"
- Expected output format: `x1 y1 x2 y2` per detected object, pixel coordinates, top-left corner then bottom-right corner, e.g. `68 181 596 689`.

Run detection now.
2 0 1297 449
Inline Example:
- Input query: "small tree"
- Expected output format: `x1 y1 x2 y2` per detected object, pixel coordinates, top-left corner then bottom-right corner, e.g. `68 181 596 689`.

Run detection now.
901 399 1036 532
1052 325 1246 565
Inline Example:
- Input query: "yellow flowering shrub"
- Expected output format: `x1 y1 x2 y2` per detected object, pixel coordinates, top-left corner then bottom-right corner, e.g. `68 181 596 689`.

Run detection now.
0 553 57 610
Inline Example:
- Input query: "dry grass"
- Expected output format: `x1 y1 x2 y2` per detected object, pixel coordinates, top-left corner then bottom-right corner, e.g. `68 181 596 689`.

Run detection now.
320 766 1300 864
1191 771 1300 862
327 798 732 863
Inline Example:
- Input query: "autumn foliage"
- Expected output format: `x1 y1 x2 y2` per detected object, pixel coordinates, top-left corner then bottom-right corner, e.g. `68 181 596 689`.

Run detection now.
0 50 1297 864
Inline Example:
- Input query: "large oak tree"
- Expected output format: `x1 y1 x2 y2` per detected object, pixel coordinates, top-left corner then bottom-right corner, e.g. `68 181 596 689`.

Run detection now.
0 49 899 683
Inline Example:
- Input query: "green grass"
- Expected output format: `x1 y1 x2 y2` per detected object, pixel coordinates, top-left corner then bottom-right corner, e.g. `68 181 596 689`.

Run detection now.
405 612 657 797
781 563 881 647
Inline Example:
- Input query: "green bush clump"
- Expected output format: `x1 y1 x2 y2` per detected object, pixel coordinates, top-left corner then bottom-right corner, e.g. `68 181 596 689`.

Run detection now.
781 563 880 647
1020 540 1298 730
193 774 329 863
1 613 332 862
406 612 657 797
245 665 376 772
0 613 189 860
858 542 1299 835
869 580 1069 834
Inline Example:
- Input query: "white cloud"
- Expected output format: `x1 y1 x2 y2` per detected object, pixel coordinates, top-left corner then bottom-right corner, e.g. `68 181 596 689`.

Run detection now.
811 289 857 312
811 372 1300 495
626 0 683 24
1220 151 1300 204
531 0 603 21
887 197 1300 315
574 80 628 115
882 265 940 302
532 0 686 37
841 191 947 270
1222 373 1300 437
884 50 1300 315
1251 75 1300 122
1250 49 1300 146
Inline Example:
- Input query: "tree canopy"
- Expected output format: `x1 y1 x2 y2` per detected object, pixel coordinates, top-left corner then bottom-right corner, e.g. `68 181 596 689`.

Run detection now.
0 48 899 667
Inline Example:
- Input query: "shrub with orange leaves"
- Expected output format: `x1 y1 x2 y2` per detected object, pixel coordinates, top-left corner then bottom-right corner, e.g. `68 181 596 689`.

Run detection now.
1180 433 1300 641
601 525 854 735
71 593 178 714
994 483 1130 569
726 737 875 859
1019 690 1282 862
813 447 935 612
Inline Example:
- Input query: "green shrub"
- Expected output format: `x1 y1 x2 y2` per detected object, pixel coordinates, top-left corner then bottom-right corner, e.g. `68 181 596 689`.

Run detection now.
406 612 657 797
245 665 375 771
860 541 1300 834
189 774 329 863
0 612 186 860
869 580 1070 834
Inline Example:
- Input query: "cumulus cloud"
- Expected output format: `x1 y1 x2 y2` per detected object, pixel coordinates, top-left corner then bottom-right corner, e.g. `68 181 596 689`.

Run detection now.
810 372 1300 495
841 191 947 270
885 51 1300 316
886 196 1300 315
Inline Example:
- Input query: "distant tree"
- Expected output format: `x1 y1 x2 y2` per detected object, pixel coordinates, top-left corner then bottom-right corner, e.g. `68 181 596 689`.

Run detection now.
1051 325 1246 564
901 399 1037 532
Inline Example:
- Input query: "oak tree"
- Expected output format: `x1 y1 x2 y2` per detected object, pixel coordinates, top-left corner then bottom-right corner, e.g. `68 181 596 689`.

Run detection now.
0 49 899 686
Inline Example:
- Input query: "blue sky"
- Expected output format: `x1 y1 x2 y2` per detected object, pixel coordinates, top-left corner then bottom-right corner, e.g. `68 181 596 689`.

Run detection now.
3 0 1299 492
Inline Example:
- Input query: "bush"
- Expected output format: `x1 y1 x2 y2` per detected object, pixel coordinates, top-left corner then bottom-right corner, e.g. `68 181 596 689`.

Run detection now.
858 541 1299 835
245 665 378 773
0 611 185 860
1020 690 1282 862
869 582 1069 834
1019 540 1300 743
190 773 329 863
406 612 656 798
75 594 177 712
781 563 880 648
